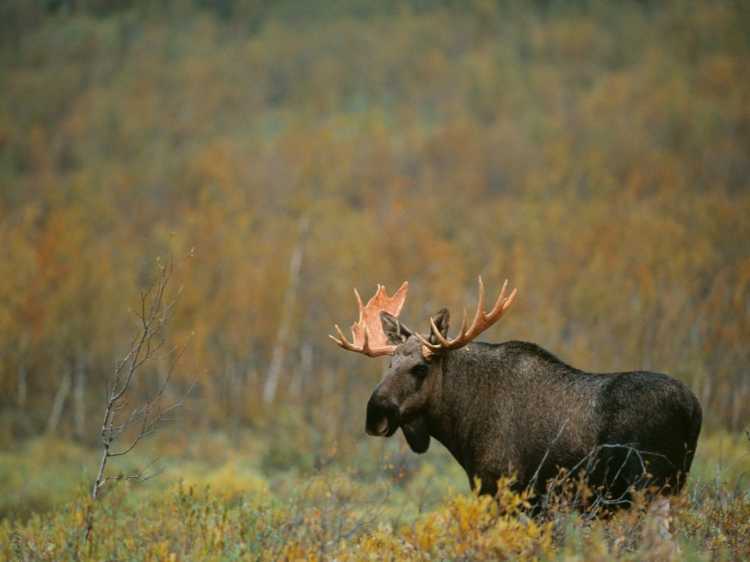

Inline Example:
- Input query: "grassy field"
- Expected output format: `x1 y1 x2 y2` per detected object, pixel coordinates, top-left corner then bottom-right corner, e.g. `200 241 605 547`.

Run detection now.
1 428 748 560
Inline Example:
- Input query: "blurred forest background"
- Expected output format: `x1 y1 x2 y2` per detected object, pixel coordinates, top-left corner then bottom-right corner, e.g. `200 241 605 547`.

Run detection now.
1 0 749 481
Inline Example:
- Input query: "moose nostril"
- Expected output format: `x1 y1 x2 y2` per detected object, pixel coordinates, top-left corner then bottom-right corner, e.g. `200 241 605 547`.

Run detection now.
383 395 398 410
367 394 398 414
370 393 398 413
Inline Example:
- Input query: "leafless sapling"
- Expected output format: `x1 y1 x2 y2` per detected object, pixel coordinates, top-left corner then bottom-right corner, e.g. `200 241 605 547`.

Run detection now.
90 260 186 504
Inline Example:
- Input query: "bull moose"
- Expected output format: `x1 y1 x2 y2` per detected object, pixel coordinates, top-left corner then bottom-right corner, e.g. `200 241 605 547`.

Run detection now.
329 278 702 511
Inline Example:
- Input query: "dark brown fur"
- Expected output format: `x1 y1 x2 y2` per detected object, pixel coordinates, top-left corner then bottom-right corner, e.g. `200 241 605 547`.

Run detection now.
366 312 702 510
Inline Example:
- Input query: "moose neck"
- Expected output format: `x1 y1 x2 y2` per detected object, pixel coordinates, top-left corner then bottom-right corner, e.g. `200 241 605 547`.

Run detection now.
424 345 517 468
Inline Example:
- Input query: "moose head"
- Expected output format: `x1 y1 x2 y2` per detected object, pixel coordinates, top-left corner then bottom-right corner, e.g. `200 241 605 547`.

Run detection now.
329 278 517 454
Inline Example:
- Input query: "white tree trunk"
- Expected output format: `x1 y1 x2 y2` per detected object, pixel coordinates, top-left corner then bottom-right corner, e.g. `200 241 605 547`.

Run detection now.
47 371 72 435
73 356 87 440
262 218 309 404
290 340 313 398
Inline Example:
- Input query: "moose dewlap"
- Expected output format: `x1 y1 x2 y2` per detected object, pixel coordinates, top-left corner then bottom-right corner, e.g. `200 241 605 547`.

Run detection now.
330 278 702 511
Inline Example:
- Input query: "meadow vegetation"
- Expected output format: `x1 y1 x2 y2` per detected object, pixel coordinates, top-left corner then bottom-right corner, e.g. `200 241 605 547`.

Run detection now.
1 0 749 559
2 430 750 560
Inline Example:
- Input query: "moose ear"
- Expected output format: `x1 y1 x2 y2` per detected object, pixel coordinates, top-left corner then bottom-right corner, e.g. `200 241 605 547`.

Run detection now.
402 417 431 454
380 311 413 345
428 308 450 345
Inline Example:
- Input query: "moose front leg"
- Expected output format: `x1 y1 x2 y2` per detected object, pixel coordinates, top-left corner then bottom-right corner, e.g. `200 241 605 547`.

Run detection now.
467 471 502 496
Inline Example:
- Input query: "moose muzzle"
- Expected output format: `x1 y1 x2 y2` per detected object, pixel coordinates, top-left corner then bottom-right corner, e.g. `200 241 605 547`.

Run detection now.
365 393 400 437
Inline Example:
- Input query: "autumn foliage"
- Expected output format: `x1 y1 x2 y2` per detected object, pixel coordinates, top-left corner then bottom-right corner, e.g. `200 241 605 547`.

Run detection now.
2 0 748 446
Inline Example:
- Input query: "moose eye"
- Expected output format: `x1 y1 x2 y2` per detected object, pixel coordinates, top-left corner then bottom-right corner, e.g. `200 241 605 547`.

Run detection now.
410 364 429 378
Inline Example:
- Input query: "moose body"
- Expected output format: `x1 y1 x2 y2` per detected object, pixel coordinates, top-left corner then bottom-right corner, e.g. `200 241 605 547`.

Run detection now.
369 338 702 505
331 279 702 511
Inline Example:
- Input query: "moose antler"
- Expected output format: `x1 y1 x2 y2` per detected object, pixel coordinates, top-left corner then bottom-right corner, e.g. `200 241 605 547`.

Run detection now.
418 277 517 352
329 282 409 357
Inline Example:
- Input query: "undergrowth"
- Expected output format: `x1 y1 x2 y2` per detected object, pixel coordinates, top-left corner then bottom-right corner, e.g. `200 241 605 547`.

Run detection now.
1 431 749 561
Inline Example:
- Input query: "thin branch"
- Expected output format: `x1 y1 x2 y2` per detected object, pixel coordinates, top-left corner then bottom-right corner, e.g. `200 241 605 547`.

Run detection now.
90 258 187 507
528 419 569 491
